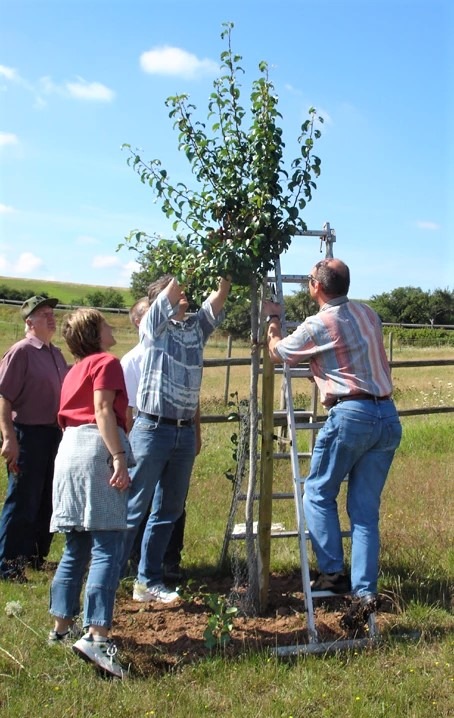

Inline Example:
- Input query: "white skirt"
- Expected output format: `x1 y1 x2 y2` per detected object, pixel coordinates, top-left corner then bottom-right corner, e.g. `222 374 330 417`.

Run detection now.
50 424 133 532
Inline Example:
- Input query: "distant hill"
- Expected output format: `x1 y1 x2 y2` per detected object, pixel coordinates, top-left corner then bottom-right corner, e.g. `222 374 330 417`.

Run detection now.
0 276 134 307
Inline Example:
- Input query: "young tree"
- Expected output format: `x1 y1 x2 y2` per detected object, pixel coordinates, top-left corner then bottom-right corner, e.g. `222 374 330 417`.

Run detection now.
122 22 323 610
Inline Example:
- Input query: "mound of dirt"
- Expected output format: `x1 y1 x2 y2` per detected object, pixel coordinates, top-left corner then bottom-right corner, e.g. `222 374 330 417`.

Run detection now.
113 573 391 676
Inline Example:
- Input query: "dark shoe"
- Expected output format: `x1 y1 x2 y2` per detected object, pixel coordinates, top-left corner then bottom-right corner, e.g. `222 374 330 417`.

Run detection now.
310 571 351 594
0 559 28 583
163 563 186 582
48 623 83 645
340 593 381 630
28 556 45 570
31 558 58 572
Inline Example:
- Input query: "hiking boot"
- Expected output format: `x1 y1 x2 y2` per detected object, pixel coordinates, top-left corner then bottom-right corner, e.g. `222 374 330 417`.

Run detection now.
310 571 351 594
48 623 83 645
133 581 179 604
163 563 186 582
340 593 381 630
72 634 127 679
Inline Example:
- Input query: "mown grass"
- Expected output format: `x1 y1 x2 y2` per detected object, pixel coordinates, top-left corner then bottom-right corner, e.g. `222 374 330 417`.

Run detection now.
0 303 453 716
0 275 134 307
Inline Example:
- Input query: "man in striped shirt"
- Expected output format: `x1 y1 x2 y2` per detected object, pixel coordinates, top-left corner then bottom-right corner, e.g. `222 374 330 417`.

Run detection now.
264 258 402 628
121 274 231 603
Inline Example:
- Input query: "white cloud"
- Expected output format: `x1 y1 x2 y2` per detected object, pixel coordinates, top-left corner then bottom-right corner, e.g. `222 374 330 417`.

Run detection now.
39 75 115 102
415 220 441 231
285 83 302 96
65 78 115 102
0 132 19 147
1 68 114 105
92 255 121 268
0 203 16 214
120 259 141 280
0 65 44 106
314 106 333 125
0 65 19 81
0 255 9 271
140 46 219 79
15 252 44 274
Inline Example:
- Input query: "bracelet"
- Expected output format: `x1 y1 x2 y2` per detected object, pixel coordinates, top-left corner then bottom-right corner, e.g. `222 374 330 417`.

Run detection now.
112 451 126 458
266 314 281 323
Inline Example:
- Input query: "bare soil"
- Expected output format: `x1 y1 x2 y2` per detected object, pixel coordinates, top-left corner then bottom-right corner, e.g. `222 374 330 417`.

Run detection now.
113 572 394 676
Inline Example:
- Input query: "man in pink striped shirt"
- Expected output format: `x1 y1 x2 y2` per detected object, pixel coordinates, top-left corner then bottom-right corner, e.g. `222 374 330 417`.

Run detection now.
264 258 402 629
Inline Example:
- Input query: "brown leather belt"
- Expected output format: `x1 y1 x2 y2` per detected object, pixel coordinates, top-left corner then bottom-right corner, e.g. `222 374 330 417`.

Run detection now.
336 393 390 404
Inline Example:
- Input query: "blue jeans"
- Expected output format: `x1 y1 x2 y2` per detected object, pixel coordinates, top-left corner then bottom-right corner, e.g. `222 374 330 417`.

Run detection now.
303 398 402 597
121 416 196 585
50 529 124 628
0 423 61 576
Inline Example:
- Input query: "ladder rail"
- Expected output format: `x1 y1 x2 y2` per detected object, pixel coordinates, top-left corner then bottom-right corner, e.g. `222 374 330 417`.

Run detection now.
275 257 319 642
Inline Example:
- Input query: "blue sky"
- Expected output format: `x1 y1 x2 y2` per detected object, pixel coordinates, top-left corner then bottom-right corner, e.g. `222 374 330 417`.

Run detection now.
0 0 451 299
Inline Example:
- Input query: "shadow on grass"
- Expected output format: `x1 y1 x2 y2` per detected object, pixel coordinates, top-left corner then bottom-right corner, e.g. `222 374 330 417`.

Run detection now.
380 561 453 611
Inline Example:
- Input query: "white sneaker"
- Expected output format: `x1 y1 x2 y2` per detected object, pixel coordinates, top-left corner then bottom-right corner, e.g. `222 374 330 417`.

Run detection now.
133 581 179 603
72 634 127 679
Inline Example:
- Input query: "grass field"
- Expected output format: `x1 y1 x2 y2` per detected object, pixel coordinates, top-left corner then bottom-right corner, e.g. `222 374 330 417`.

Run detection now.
0 285 453 717
0 275 134 307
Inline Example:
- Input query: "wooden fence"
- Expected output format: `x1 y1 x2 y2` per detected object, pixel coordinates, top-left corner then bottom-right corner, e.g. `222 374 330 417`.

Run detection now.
200 357 454 423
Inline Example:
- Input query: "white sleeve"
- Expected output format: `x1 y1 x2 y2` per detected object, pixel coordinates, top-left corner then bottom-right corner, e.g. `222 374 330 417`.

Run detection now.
120 345 143 409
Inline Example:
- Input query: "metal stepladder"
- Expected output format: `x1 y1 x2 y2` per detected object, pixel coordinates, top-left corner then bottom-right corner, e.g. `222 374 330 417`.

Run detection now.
220 224 379 653
270 252 379 656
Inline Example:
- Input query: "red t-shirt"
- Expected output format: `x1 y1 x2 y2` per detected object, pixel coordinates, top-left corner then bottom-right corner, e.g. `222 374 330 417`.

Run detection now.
58 352 127 432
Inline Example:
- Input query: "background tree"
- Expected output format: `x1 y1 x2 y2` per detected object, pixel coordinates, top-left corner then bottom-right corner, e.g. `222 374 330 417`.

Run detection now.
71 288 125 309
369 287 454 325
285 285 318 323
427 288 454 325
129 245 164 299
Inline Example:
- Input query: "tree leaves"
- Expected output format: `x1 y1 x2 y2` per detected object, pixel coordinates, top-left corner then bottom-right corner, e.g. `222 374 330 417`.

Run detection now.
122 23 323 298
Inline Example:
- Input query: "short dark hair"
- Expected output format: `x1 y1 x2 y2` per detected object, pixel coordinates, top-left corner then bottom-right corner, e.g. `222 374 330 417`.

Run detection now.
62 308 104 360
147 275 173 304
313 259 350 296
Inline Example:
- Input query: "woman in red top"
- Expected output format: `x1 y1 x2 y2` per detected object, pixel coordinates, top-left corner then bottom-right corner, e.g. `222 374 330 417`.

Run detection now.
48 308 132 679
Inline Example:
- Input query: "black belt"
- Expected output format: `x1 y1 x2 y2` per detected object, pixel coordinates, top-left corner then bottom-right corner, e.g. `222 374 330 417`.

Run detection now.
137 411 194 427
336 393 390 404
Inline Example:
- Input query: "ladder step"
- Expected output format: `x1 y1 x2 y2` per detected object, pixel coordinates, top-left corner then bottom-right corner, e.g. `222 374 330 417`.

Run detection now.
273 451 312 460
267 274 308 283
310 589 351 599
237 492 296 501
273 410 314 419
294 422 326 430
231 522 291 539
230 523 351 541
274 367 312 378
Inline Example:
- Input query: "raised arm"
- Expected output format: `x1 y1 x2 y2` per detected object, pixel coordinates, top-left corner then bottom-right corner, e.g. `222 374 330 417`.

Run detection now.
207 276 232 318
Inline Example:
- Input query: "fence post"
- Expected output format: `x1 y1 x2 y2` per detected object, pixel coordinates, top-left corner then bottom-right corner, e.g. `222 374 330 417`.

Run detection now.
257 341 275 612
223 335 233 405
388 331 394 369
